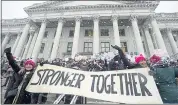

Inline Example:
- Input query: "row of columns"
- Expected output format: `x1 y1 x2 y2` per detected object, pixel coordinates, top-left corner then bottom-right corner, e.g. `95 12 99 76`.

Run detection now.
143 16 178 57
2 15 178 62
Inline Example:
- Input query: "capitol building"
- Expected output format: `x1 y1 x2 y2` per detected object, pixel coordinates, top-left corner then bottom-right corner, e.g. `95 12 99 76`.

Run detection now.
2 1 178 61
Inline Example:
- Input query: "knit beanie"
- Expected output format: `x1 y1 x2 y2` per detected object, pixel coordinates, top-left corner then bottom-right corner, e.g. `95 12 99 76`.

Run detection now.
135 54 146 64
24 59 36 69
150 54 161 63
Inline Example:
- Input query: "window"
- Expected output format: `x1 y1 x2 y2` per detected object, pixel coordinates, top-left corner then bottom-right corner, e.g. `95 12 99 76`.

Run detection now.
67 42 73 52
101 42 110 52
119 29 125 36
84 42 93 52
69 30 74 37
85 29 93 37
121 42 128 52
100 29 109 36
40 43 45 53
44 31 48 38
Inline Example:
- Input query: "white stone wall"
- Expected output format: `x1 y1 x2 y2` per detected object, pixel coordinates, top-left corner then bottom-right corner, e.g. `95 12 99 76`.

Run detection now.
38 25 144 59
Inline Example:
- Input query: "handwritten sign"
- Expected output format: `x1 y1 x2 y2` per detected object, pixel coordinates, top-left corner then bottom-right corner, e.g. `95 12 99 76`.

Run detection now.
26 64 163 104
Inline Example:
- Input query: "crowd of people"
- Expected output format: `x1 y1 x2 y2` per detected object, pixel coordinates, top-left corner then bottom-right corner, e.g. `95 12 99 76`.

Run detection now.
1 45 178 104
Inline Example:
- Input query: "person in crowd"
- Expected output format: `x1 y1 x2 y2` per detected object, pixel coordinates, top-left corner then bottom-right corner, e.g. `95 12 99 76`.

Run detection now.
111 45 148 69
2 65 13 87
1 62 9 78
3 61 24 103
149 60 178 103
4 47 37 104
150 54 161 64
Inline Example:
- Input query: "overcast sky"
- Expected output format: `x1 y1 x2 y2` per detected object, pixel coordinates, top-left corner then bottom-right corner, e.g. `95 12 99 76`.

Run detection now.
2 1 178 19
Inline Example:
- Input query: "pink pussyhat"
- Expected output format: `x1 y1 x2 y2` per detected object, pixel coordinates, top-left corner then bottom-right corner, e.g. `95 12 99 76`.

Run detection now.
135 54 146 64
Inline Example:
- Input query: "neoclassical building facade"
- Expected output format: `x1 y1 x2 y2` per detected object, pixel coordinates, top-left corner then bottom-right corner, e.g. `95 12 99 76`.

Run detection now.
2 1 178 61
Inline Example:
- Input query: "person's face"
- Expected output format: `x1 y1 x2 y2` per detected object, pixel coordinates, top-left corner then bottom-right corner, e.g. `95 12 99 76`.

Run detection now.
139 60 147 67
25 64 33 71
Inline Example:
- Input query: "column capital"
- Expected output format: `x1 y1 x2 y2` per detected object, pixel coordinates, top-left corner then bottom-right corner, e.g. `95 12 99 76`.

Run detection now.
57 17 64 23
41 18 49 23
17 31 22 35
129 15 138 21
30 31 35 35
25 19 31 24
149 14 156 21
166 28 172 32
74 16 82 22
111 15 119 21
143 25 149 30
92 15 100 21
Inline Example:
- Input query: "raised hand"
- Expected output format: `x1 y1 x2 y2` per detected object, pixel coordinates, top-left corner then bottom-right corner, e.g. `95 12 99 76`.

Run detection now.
4 47 11 53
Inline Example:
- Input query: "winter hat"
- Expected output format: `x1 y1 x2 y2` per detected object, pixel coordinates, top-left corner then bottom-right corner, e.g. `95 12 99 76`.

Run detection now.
150 54 161 63
135 54 146 64
24 59 36 69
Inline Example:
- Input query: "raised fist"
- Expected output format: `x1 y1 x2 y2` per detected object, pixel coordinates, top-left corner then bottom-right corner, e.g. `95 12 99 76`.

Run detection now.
4 47 11 53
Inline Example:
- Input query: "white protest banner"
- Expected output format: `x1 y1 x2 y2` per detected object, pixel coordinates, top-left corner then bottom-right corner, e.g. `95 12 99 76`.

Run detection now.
26 64 163 104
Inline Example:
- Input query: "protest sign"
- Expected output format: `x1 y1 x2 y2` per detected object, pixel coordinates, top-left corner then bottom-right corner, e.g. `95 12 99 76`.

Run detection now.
26 64 163 104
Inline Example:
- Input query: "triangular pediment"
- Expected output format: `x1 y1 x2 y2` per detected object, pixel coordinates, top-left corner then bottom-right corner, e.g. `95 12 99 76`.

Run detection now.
24 1 159 11
24 1 140 10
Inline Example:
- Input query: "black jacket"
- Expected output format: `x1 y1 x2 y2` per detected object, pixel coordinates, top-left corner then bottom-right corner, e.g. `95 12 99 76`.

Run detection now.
5 52 34 104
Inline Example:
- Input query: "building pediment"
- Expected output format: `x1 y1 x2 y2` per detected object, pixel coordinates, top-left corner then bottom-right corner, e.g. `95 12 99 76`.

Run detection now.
24 1 159 14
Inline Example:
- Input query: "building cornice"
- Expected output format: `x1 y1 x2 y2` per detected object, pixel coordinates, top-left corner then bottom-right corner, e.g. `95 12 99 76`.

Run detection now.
2 18 28 27
2 13 178 27
155 13 178 21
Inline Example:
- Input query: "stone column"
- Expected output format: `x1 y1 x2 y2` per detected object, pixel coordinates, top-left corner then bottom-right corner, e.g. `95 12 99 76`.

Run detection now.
12 32 21 54
50 18 64 60
71 17 81 58
130 15 145 55
26 29 39 59
112 15 121 47
93 15 100 55
22 31 34 59
31 19 47 62
167 28 178 54
2 32 10 54
14 20 31 58
150 14 167 53
143 26 155 56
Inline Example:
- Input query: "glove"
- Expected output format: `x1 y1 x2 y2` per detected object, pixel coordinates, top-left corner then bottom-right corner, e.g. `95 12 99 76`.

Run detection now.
4 47 11 53
40 62 44 66
111 45 120 50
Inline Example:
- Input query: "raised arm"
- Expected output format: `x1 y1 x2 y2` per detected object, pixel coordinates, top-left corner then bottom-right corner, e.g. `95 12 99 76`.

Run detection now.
111 45 133 68
4 47 21 73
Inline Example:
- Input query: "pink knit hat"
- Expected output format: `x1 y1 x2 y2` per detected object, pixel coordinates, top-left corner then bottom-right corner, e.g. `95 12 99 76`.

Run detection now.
135 54 146 64
24 60 36 69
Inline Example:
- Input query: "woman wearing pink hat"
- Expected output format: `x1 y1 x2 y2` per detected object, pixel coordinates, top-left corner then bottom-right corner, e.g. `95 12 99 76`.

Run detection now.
4 47 36 104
